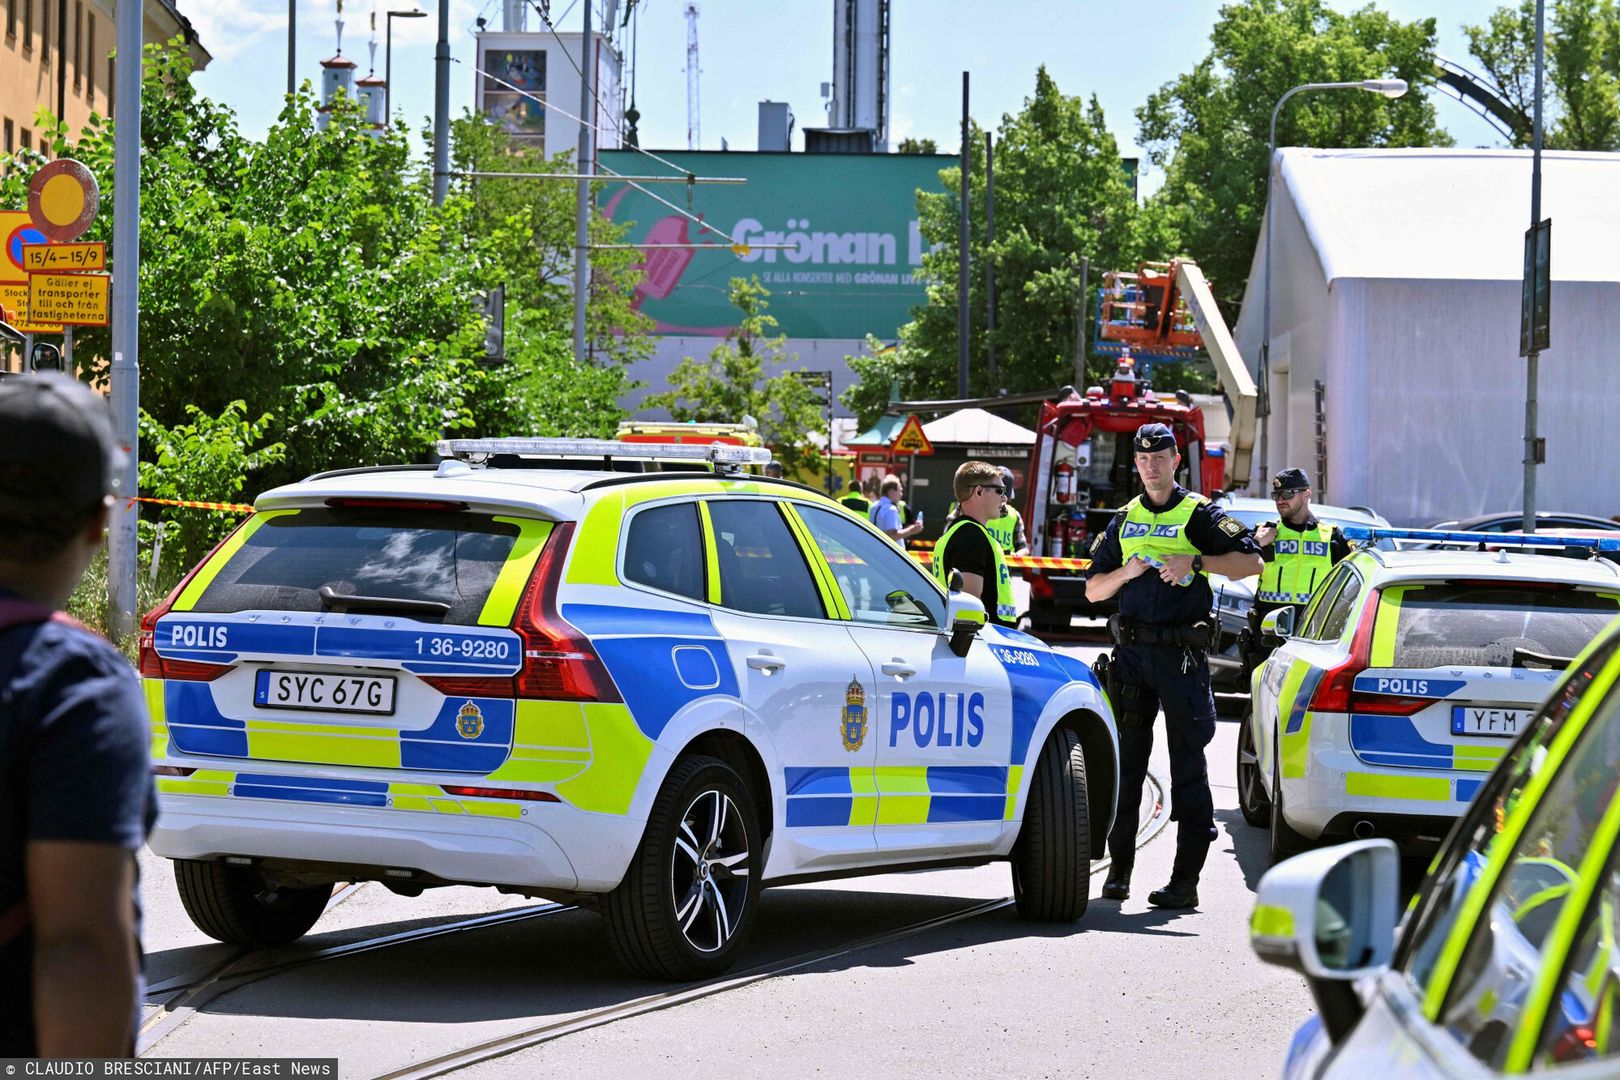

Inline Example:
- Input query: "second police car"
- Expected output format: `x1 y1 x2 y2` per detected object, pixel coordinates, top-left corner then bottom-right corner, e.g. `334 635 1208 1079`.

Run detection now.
1238 528 1620 866
138 439 1119 979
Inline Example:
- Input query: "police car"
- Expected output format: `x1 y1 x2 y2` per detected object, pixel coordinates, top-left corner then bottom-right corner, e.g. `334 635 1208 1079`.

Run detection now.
1249 609 1620 1077
140 439 1118 979
1238 528 1620 865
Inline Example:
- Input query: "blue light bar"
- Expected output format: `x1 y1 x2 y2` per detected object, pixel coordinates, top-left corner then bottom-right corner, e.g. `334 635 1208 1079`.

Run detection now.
1341 526 1620 553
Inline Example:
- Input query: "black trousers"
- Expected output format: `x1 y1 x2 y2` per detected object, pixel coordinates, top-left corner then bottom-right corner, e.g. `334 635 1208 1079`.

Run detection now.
1105 643 1219 882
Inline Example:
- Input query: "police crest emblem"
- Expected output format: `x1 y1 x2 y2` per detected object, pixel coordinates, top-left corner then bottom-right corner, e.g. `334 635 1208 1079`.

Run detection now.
456 700 485 740
841 677 867 752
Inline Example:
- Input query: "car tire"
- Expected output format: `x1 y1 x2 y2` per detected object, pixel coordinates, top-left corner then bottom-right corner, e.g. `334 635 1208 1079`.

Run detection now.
603 754 762 981
1236 708 1271 828
173 859 332 947
1011 726 1090 922
1268 744 1312 866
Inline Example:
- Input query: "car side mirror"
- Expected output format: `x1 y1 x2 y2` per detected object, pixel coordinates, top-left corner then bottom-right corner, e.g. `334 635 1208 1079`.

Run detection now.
1261 606 1294 645
945 590 986 657
1251 838 1400 1043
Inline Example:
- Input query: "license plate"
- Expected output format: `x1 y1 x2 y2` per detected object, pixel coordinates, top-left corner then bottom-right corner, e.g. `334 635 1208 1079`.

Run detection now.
1451 705 1525 739
255 670 397 715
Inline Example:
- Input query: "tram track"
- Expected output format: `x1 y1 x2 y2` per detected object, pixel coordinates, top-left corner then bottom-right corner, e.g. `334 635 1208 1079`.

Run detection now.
139 771 1169 1071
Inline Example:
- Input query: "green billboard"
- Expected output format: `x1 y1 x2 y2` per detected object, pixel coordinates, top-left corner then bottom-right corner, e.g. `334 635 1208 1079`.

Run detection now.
598 150 949 340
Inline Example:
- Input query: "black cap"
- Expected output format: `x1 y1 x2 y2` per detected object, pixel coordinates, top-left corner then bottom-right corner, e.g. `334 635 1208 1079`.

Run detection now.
999 466 1016 497
0 373 122 536
1271 467 1311 496
1133 423 1176 454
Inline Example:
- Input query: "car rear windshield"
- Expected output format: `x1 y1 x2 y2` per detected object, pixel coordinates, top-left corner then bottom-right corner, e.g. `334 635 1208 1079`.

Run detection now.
1382 582 1620 668
188 508 524 625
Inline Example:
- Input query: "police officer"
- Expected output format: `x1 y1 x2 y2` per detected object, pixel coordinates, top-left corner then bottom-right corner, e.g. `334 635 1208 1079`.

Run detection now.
1085 423 1262 909
1243 467 1351 673
983 467 1029 556
934 460 1017 626
839 477 872 517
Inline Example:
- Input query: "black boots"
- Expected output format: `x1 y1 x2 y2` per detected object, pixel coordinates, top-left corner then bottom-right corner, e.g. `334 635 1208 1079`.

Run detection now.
1101 867 1130 901
1147 878 1200 909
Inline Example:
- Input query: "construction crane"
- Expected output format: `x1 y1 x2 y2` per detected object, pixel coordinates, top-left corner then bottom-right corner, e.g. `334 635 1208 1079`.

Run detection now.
684 1 700 150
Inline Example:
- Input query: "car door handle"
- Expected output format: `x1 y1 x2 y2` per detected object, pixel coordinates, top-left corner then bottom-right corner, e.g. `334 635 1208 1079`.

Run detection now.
880 660 917 679
746 653 786 673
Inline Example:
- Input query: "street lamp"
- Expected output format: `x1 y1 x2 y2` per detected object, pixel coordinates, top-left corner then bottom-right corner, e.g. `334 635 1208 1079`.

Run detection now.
385 8 428 123
1258 77 1407 484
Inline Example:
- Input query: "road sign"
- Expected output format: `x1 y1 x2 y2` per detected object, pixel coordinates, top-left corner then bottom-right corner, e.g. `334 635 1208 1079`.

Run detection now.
0 282 65 333
891 414 934 456
0 211 50 285
22 241 105 272
1520 218 1551 356
27 159 100 242
28 272 110 326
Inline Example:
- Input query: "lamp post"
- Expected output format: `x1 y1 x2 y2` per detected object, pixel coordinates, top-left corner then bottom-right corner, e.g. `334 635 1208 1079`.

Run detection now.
1259 78 1407 484
384 8 427 122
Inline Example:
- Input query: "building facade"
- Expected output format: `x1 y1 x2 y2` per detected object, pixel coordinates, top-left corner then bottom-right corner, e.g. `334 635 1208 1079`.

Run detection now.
0 0 210 157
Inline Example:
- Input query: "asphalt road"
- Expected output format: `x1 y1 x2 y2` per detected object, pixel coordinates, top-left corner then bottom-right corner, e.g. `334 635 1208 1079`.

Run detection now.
136 638 1314 1079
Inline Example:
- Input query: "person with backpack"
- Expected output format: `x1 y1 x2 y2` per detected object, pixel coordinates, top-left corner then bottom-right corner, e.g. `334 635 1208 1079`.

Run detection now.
0 373 153 1057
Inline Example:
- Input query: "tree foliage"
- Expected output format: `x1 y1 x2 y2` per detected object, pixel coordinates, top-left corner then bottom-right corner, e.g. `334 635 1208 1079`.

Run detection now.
644 277 827 473
1466 0 1620 150
845 67 1142 426
0 41 646 567
1137 0 1451 318
896 137 939 154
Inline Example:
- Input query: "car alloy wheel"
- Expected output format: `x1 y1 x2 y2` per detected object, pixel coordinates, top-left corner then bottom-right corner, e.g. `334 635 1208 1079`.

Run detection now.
670 788 752 954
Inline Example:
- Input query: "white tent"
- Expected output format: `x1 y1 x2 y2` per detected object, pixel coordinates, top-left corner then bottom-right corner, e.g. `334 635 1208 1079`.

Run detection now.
1232 147 1620 525
921 407 1036 446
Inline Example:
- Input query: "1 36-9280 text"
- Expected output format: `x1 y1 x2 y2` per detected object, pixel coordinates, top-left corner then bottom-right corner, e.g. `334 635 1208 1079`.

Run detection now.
414 636 512 660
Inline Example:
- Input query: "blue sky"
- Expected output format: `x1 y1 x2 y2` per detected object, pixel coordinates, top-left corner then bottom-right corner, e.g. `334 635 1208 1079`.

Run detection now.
191 0 1508 192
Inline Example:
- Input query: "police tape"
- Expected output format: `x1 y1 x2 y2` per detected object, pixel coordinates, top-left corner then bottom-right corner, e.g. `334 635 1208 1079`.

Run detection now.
127 496 255 514
907 550 1091 572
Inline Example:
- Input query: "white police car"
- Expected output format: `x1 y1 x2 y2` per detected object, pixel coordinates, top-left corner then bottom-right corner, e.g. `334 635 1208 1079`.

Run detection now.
1239 528 1620 866
141 439 1118 979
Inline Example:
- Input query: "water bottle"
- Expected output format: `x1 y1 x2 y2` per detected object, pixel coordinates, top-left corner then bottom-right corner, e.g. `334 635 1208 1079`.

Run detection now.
1136 553 1196 587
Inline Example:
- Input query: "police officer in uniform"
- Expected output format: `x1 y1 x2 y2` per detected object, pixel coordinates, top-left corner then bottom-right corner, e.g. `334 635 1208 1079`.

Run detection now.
839 478 872 517
1242 467 1351 674
934 460 1017 626
1085 423 1262 908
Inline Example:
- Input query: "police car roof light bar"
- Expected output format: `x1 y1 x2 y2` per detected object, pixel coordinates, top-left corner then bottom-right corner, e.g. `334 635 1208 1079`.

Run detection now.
1340 525 1620 553
435 438 774 472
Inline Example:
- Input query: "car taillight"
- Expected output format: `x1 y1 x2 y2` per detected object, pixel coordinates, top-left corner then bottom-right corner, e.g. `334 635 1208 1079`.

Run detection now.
424 522 621 703
441 784 561 803
1306 592 1441 716
138 530 240 683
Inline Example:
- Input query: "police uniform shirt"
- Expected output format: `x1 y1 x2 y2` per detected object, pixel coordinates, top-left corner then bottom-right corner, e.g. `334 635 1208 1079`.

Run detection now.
1258 513 1352 565
1087 486 1261 627
939 520 1010 627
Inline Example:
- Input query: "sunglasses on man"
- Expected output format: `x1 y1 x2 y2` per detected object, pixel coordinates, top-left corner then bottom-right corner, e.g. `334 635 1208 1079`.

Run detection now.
977 484 1005 495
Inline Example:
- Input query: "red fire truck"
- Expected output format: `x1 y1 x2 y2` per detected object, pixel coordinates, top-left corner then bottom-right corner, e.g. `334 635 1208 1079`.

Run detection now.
1022 259 1256 633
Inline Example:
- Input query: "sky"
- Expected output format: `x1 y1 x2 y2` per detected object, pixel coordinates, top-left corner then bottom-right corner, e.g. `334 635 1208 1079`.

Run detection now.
189 0 1509 194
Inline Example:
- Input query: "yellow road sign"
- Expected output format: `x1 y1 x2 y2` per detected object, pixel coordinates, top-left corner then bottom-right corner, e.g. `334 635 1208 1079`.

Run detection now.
891 414 934 456
22 241 105 272
0 282 66 333
28 271 110 326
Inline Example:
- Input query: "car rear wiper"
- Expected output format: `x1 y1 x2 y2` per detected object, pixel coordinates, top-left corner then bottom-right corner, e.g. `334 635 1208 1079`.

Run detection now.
1512 645 1575 670
318 585 451 618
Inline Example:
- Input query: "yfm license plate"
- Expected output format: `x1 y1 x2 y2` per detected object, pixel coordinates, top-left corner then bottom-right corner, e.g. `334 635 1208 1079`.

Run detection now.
255 670 397 715
1451 705 1526 739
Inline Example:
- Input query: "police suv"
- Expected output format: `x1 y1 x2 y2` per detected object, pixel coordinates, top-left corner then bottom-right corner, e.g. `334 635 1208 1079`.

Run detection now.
1239 528 1620 866
140 440 1118 979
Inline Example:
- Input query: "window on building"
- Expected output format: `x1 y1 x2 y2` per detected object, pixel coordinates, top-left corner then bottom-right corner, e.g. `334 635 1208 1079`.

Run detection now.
107 54 113 113
72 1 81 94
40 0 47 66
85 12 93 108
3 119 13 155
7 0 16 43
22 0 32 53
20 128 31 152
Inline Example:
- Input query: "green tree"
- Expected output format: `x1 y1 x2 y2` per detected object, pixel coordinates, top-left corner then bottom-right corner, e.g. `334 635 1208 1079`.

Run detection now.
853 67 1141 423
1138 0 1451 321
1465 0 1620 149
896 137 939 154
645 277 826 473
